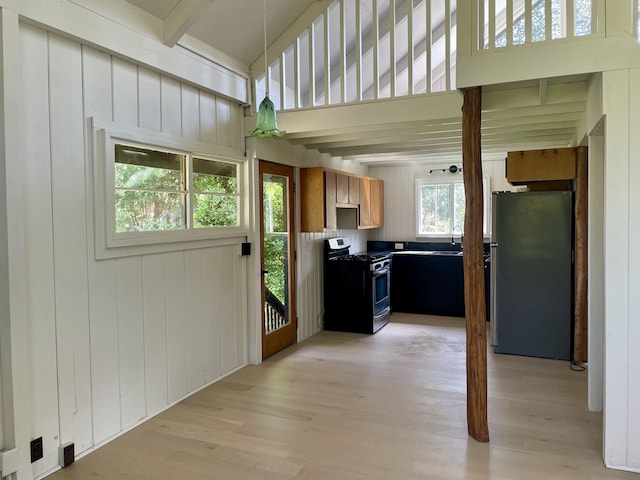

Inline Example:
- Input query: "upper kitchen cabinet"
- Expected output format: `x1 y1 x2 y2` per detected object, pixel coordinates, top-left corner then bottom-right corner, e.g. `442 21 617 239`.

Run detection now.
300 167 384 232
506 148 577 187
336 174 360 206
358 177 384 229
370 178 384 227
300 167 335 231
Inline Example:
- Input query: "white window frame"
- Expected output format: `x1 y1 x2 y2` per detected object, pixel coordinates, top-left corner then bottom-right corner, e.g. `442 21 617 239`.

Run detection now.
91 118 247 259
415 176 491 238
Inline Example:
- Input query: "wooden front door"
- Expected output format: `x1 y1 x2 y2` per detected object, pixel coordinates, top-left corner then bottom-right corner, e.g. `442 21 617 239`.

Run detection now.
259 161 296 359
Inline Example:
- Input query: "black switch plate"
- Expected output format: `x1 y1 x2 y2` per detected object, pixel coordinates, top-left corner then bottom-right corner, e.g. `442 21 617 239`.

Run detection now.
30 437 43 463
241 242 251 256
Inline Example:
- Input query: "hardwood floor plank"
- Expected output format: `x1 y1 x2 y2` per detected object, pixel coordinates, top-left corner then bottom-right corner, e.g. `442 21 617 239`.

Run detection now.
46 314 637 480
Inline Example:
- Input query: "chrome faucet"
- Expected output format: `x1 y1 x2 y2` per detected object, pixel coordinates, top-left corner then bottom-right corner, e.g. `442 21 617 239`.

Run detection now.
452 224 463 249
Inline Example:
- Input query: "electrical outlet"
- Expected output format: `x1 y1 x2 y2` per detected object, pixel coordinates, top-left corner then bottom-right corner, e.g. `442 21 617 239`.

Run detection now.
394 242 404 250
30 437 43 463
59 442 75 468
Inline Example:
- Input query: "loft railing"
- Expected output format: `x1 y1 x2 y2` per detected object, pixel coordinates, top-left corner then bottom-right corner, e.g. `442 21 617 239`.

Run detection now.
255 0 606 112
255 0 458 112
472 0 600 52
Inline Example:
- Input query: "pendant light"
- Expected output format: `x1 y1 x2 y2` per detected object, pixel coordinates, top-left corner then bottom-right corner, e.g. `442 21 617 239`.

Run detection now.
248 0 286 138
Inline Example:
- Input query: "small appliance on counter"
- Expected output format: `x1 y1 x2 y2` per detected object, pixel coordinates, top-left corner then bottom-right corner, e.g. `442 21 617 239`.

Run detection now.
323 238 391 334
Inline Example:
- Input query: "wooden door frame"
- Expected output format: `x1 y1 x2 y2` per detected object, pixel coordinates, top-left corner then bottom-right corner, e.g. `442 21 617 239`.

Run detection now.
259 160 297 360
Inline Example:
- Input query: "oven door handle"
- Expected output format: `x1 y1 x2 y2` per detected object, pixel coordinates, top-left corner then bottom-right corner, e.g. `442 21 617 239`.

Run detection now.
373 306 391 320
373 266 391 276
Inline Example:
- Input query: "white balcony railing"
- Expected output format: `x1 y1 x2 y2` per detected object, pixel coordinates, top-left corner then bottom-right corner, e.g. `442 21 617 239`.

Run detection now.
255 0 458 111
474 0 601 52
254 0 603 112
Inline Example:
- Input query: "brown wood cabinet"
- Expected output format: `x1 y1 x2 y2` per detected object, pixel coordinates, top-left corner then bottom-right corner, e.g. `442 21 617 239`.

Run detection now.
370 178 384 227
300 167 384 232
506 148 577 185
336 174 360 206
300 168 334 232
358 178 371 227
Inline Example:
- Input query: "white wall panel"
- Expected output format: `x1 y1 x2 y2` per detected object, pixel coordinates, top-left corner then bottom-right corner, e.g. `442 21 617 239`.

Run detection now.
20 24 60 477
627 67 640 469
181 84 200 140
161 76 182 136
199 91 217 144
116 257 145 429
202 248 222 383
602 69 631 469
88 256 121 444
138 68 162 131
235 252 248 367
164 252 188 404
216 98 231 147
185 250 206 392
219 245 238 374
47 33 94 454
142 254 169 416
112 57 138 124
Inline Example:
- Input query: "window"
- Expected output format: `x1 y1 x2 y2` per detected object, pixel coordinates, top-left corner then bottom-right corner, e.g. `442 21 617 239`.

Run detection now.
416 178 490 237
93 119 246 259
114 145 239 232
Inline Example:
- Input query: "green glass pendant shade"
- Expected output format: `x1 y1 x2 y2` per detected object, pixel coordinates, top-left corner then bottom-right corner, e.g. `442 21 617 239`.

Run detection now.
248 95 286 138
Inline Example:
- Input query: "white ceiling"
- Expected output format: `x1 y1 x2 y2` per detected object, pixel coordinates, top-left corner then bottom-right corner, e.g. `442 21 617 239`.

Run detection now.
123 0 586 166
126 0 320 66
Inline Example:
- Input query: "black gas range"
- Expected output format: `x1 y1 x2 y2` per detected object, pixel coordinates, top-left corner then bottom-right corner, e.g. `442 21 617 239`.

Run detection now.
323 238 391 334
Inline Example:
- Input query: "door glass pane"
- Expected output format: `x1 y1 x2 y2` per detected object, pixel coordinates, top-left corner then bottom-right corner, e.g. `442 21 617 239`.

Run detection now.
263 173 290 334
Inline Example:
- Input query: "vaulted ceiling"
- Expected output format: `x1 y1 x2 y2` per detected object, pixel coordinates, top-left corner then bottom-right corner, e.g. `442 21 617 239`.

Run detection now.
123 0 587 166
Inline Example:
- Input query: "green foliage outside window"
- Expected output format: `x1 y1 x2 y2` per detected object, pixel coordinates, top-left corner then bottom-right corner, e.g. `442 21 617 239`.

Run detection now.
114 144 239 233
419 182 466 235
263 177 287 307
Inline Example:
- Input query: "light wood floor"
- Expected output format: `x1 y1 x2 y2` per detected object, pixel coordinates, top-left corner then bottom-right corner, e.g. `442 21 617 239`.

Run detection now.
47 313 637 480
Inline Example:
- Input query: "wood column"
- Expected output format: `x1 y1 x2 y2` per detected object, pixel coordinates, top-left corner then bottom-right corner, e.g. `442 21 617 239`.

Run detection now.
461 86 489 442
573 146 588 363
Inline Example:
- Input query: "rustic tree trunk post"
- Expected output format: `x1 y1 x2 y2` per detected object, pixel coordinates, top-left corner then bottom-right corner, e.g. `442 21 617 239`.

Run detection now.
461 86 489 442
574 146 588 363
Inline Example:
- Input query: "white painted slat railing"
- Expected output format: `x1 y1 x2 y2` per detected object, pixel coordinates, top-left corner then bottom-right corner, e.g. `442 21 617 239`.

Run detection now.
255 0 458 111
475 0 600 52
255 0 601 112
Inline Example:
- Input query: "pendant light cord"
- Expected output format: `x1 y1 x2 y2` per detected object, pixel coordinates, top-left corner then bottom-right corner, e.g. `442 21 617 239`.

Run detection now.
263 0 268 96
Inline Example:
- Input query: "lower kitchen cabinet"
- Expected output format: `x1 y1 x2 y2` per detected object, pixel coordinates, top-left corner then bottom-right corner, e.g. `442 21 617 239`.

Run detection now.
391 252 490 318
391 254 465 317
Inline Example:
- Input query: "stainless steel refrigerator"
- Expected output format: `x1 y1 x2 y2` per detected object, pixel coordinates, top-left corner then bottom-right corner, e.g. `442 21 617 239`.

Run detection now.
490 191 573 360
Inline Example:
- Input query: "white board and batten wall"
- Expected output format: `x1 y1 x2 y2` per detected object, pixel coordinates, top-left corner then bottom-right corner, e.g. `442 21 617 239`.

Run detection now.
368 159 517 242
19 21 248 479
601 68 640 472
